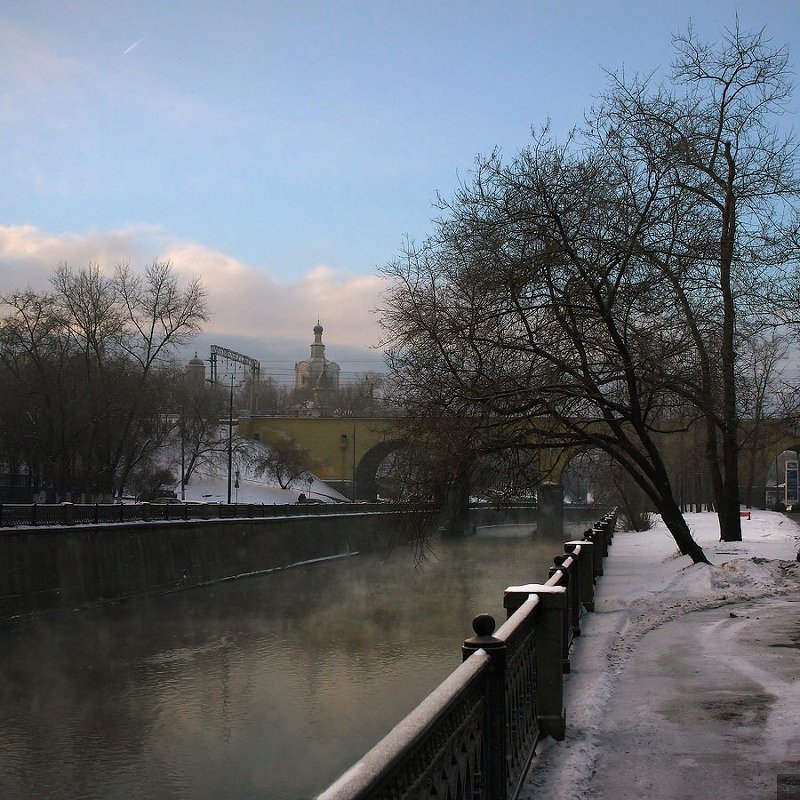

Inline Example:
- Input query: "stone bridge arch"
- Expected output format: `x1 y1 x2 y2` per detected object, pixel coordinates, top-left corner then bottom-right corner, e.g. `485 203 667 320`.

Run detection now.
354 440 408 501
236 415 402 500
755 441 800 508
740 423 800 508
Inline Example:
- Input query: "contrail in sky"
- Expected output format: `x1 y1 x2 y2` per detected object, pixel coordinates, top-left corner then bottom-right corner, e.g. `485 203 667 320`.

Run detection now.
123 37 145 55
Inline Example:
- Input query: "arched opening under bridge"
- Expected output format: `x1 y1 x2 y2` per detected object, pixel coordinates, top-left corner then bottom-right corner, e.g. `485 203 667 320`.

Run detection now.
354 440 409 501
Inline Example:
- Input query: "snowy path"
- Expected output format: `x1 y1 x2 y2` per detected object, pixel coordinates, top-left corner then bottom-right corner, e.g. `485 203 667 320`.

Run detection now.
520 511 800 800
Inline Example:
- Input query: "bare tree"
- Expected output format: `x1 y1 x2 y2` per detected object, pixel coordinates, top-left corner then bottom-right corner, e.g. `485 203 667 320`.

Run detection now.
250 436 320 491
591 22 799 540
0 261 207 499
381 21 798 558
382 132 711 562
335 372 386 417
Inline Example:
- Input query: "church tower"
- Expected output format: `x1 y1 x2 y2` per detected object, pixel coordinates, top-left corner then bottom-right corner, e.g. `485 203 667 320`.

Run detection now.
294 322 340 393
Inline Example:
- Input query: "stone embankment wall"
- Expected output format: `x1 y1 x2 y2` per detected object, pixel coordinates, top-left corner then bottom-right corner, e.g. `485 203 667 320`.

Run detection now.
0 512 421 624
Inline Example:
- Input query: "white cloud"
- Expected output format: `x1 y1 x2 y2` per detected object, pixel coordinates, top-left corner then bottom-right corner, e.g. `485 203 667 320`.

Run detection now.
159 240 385 352
0 224 385 361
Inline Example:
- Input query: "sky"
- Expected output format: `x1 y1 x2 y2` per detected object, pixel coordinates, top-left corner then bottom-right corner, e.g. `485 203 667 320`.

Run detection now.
2 1 799 384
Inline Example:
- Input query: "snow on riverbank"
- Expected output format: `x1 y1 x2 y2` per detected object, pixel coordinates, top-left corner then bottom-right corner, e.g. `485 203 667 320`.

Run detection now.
179 472 348 505
521 510 800 800
173 433 349 504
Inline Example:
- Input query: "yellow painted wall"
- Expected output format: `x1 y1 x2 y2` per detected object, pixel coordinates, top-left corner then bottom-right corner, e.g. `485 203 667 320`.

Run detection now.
237 416 399 481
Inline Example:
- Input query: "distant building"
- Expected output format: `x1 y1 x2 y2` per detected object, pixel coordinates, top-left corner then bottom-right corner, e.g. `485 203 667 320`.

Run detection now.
294 322 340 415
185 352 206 387
295 322 340 392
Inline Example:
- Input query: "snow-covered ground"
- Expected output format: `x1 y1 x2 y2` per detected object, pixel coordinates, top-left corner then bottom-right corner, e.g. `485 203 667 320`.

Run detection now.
520 510 800 800
178 472 348 505
171 434 349 504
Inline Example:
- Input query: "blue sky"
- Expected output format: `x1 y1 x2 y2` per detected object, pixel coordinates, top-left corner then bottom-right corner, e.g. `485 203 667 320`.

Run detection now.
2 1 798 380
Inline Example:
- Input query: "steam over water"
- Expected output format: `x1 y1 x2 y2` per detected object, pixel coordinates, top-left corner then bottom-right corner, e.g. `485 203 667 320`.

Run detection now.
0 517 589 799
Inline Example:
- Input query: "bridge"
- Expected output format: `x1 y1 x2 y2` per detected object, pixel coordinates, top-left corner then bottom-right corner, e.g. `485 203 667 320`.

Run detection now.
236 414 800 506
236 415 403 500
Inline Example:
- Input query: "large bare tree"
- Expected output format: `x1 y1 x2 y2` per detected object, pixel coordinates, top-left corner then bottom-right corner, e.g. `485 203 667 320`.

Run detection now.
0 261 207 500
381 22 799 560
383 134 711 562
590 22 799 540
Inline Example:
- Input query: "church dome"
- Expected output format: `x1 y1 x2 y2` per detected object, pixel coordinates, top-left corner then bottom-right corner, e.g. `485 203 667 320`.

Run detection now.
185 352 206 386
314 322 324 336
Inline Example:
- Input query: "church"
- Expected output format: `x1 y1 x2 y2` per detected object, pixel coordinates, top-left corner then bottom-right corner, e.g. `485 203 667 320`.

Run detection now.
294 322 340 413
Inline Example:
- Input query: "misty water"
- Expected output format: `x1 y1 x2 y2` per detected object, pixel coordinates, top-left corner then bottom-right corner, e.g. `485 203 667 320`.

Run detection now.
0 516 591 800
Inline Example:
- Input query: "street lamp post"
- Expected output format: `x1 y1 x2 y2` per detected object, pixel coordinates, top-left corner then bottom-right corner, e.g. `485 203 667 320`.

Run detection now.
340 433 348 498
227 374 234 504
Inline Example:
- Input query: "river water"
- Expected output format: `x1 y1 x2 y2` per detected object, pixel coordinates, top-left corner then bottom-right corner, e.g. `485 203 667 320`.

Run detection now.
0 516 592 799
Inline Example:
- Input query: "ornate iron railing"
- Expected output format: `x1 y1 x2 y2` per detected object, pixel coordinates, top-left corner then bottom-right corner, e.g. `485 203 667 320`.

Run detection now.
0 501 431 528
317 509 617 800
496 595 541 798
318 652 490 800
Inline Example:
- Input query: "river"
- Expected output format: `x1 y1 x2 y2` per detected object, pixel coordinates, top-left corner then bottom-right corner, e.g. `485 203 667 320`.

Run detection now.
0 515 593 799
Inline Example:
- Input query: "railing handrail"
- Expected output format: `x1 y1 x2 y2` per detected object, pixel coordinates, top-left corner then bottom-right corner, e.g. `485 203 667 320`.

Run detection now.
0 501 434 529
317 650 492 799
495 592 540 640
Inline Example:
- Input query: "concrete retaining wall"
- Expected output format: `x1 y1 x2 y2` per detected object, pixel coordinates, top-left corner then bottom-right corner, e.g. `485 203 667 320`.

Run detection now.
0 512 422 624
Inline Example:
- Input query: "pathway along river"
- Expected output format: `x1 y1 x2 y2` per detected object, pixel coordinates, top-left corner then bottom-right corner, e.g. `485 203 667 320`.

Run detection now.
0 513 594 799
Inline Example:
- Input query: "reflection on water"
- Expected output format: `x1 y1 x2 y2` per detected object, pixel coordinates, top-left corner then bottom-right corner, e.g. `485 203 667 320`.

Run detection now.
0 520 586 799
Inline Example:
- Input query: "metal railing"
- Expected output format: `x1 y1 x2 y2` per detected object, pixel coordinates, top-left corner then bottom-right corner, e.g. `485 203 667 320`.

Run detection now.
0 501 430 529
317 509 617 800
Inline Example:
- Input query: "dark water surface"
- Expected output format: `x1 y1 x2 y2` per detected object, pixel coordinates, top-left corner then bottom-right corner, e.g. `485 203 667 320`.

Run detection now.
0 519 587 799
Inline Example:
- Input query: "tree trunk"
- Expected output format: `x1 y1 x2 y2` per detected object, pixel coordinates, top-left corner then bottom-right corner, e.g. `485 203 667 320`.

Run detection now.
439 472 471 537
659 498 711 564
620 449 711 564
718 160 743 543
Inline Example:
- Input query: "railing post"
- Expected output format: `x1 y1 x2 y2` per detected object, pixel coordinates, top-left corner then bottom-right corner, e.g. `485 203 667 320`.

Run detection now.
554 555 581 639
565 540 595 611
462 613 508 800
584 528 604 577
504 585 567 741
592 523 609 557
548 566 574 673
602 512 616 545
